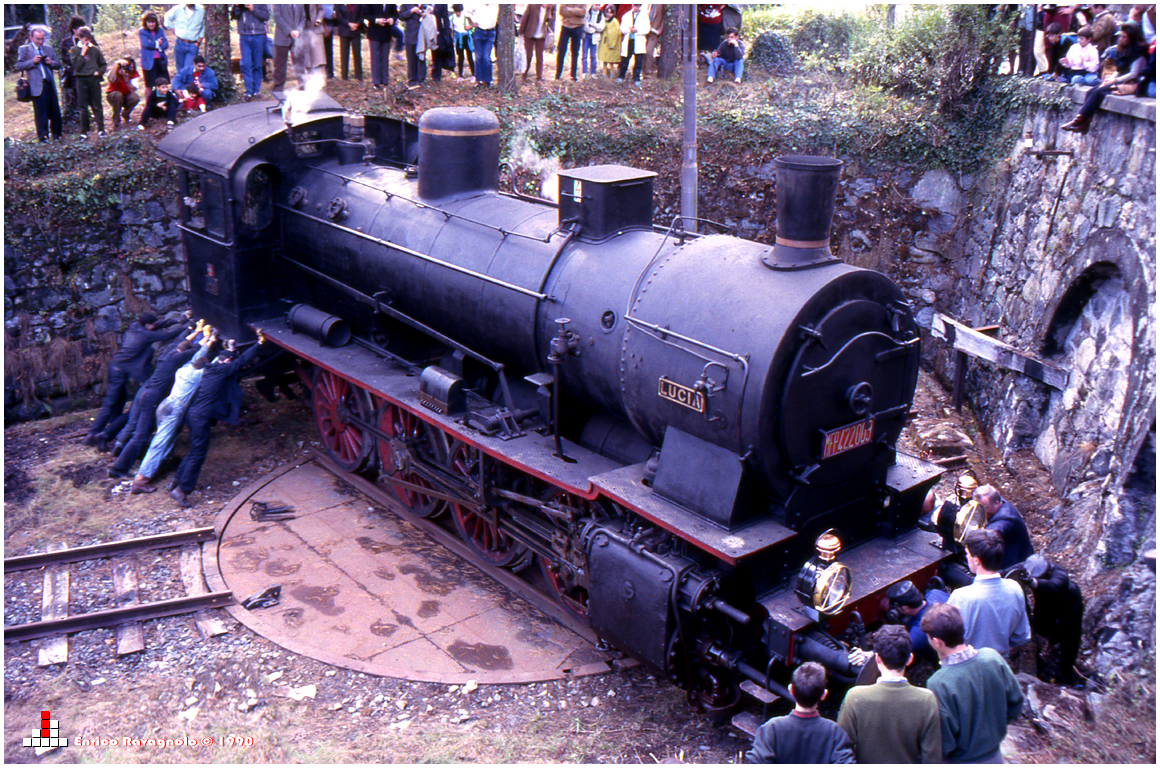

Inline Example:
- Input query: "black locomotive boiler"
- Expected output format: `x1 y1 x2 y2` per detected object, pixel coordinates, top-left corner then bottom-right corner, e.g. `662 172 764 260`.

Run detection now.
157 94 949 712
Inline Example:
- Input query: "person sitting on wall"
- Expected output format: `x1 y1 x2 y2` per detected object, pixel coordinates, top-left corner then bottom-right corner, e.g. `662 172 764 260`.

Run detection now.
707 26 745 84
1059 25 1102 84
171 54 217 113
1041 22 1075 81
1062 21 1150 132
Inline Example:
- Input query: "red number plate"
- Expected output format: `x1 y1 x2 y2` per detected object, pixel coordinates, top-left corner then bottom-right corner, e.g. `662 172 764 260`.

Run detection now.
821 419 875 459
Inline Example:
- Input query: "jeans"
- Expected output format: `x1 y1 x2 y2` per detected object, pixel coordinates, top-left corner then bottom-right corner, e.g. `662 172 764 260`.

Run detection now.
110 388 165 476
1069 71 1100 86
240 33 265 95
581 33 597 75
456 30 474 76
369 39 391 85
556 26 583 80
173 37 198 73
708 57 743 81
473 26 495 85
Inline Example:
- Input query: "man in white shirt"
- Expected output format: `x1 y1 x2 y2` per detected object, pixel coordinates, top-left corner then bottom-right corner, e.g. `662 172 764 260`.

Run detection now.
466 4 498 86
947 529 1032 657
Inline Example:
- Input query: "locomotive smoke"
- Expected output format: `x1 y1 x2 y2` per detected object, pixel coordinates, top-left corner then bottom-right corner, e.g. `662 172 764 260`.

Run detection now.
508 113 561 201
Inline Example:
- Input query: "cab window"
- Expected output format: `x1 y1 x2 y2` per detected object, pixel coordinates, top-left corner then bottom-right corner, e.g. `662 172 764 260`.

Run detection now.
239 166 274 230
181 171 227 239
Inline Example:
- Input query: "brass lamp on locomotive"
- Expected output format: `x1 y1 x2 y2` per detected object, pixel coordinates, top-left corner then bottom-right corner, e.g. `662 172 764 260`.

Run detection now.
157 94 950 713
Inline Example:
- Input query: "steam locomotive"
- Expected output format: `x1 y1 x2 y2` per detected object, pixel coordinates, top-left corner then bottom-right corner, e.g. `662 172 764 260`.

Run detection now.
157 93 950 713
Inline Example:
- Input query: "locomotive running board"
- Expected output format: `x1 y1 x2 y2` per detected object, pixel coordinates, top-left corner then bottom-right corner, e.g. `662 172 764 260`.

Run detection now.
254 321 622 497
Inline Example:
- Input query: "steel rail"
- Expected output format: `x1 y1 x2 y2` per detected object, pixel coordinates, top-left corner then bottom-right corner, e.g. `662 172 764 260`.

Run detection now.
4 528 217 573
3 592 234 643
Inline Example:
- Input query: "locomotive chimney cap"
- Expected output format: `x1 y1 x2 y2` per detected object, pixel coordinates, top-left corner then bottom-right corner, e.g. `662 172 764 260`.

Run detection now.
764 155 843 271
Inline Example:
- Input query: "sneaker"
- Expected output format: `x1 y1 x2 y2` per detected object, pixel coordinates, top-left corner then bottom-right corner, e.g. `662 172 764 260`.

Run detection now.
735 77 742 84
136 124 145 130
98 130 107 137
707 76 714 83
166 120 175 127
198 104 206 112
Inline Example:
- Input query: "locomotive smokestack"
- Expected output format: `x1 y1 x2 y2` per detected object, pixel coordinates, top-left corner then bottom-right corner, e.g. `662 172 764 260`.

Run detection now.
764 156 842 270
417 107 500 201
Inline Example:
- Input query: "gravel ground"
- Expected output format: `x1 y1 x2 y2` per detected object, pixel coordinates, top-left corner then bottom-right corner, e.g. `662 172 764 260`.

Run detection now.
4 371 1078 763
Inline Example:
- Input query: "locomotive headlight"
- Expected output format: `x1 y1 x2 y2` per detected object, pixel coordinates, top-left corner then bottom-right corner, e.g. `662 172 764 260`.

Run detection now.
952 500 986 542
794 530 853 615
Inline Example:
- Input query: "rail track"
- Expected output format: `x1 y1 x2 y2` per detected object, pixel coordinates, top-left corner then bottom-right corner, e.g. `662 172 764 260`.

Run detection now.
3 528 230 659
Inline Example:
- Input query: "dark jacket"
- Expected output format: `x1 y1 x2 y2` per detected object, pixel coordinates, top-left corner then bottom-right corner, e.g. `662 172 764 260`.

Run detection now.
746 711 855 764
986 499 1034 571
1030 562 1084 624
188 342 262 424
398 4 423 45
334 4 364 37
362 4 399 43
715 36 745 63
232 4 270 36
140 338 197 400
111 322 185 382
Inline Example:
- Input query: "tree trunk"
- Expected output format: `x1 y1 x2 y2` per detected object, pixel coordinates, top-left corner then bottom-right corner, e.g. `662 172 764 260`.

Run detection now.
885 5 896 29
49 4 81 133
204 4 235 101
497 5 515 94
658 4 680 79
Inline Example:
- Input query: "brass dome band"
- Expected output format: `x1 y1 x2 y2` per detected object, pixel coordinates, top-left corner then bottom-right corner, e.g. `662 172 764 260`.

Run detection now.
419 128 501 137
776 236 830 249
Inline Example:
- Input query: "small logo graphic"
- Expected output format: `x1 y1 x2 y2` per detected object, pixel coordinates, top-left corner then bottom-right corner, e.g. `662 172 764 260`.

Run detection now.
24 710 68 751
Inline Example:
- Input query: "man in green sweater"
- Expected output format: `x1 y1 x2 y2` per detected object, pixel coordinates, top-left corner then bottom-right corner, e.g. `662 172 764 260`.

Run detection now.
836 625 942 763
922 602 1025 763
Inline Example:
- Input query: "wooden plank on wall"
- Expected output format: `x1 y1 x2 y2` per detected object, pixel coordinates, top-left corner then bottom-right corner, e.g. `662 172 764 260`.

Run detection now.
179 545 227 638
931 313 1071 390
112 557 145 655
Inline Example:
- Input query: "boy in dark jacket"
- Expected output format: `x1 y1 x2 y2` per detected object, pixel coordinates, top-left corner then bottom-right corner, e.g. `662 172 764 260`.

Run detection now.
746 662 854 764
138 77 179 128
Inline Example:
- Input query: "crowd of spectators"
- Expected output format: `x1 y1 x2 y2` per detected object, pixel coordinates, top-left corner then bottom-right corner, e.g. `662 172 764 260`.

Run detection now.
13 4 1154 143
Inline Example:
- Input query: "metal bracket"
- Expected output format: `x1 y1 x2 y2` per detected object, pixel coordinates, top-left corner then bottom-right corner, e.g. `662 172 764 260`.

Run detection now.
241 585 282 610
